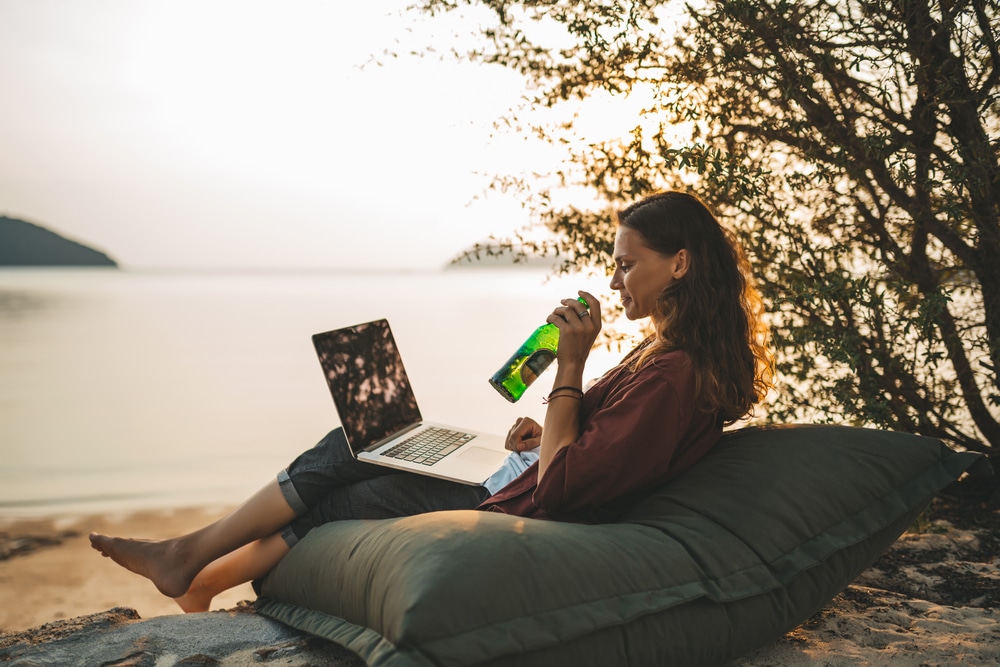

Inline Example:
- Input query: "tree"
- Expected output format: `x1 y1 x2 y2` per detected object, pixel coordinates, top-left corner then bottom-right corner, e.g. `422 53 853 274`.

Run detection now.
413 0 1000 452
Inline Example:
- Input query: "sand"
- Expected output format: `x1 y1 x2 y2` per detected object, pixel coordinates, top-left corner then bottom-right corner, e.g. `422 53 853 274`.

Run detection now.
2 499 998 665
0 506 256 631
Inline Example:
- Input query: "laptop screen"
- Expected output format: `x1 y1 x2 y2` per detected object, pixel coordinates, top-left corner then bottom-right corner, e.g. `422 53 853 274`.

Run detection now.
312 319 422 453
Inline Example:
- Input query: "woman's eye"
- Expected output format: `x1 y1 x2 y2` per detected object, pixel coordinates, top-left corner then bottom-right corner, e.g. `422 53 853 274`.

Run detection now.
620 264 632 273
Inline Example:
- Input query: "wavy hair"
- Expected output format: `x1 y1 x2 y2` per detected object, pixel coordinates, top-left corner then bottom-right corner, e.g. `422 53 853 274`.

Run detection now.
618 191 773 425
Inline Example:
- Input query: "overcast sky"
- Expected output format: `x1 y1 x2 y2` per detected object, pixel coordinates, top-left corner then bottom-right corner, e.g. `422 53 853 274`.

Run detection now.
0 1 567 270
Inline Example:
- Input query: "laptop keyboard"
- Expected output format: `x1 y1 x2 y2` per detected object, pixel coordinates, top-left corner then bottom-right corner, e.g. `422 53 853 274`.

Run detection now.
382 427 475 466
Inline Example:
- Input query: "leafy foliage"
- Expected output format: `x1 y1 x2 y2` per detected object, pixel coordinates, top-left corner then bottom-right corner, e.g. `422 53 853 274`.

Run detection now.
414 0 1000 451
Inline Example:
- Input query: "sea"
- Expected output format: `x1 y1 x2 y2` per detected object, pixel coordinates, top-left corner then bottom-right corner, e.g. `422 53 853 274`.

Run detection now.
0 267 631 519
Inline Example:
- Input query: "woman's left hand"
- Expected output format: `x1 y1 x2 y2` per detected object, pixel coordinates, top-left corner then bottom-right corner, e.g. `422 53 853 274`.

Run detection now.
505 416 542 452
546 291 602 368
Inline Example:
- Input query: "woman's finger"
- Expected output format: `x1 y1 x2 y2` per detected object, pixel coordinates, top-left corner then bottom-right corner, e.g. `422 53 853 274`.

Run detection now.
578 290 601 326
548 298 594 329
505 418 520 450
561 298 590 319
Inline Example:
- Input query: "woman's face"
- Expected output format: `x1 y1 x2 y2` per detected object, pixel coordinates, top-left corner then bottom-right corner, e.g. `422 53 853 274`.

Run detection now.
609 225 689 321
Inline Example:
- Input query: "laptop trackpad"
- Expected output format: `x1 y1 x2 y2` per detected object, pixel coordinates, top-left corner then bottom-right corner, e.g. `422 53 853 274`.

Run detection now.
458 446 507 467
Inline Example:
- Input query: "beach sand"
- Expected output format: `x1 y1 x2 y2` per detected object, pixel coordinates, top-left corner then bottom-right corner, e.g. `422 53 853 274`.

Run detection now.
2 498 998 665
0 506 256 632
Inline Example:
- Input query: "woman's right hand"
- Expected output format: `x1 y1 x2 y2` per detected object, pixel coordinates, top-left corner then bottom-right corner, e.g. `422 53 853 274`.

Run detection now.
505 416 542 452
546 291 602 370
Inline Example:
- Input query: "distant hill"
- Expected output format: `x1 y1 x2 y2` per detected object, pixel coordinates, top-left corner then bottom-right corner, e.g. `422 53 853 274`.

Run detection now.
444 242 557 270
0 216 118 267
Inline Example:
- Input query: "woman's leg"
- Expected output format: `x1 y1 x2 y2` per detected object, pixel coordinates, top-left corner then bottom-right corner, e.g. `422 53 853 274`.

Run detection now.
88 428 397 600
174 532 289 612
89 479 296 599
90 428 489 607
174 470 490 611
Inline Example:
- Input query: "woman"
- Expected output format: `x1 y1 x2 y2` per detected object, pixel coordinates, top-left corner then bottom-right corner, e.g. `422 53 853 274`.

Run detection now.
90 191 771 613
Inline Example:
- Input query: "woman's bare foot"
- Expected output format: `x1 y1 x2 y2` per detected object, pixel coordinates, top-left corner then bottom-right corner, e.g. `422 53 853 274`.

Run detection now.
89 533 200 599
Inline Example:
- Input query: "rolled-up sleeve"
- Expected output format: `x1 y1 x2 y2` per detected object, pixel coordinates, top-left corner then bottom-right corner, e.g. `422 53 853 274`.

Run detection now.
532 358 697 516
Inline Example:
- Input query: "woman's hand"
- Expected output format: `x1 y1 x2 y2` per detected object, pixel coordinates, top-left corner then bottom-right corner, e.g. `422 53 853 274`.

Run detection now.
505 416 542 452
546 291 602 369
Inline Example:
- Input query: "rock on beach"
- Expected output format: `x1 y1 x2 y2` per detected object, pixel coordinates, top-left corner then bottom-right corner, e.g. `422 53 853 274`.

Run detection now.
0 604 366 667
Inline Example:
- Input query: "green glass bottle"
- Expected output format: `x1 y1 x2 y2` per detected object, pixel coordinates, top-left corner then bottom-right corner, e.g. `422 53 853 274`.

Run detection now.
489 297 588 403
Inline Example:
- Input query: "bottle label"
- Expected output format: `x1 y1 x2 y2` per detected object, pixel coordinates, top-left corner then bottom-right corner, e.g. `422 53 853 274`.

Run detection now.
520 349 555 386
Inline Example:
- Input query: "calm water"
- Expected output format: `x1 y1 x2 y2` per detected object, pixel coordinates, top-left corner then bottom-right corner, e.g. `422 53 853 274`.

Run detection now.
0 268 626 518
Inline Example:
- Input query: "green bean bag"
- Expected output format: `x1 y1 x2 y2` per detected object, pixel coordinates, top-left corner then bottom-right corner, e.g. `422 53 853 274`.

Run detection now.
254 424 988 667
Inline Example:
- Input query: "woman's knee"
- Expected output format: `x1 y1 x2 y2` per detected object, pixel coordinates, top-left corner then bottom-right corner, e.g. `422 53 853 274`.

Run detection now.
279 427 391 510
287 428 354 473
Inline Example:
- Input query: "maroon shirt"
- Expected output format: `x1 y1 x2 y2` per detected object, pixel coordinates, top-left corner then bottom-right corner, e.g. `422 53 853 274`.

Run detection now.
477 348 722 523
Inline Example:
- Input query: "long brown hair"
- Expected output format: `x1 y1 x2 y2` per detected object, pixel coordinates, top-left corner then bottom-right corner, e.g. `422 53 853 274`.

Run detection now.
618 191 772 425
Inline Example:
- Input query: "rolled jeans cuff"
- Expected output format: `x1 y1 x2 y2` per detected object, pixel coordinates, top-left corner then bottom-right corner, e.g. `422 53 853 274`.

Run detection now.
279 523 301 549
277 468 309 516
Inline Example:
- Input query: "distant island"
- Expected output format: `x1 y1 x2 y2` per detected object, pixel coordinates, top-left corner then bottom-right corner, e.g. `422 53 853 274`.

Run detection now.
0 215 118 267
444 241 556 270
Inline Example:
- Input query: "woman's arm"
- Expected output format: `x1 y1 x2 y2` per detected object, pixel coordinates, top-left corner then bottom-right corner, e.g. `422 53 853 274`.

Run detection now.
537 292 601 480
538 359 586 478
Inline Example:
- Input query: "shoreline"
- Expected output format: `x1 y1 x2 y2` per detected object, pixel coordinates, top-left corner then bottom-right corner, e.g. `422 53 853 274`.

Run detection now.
0 506 255 632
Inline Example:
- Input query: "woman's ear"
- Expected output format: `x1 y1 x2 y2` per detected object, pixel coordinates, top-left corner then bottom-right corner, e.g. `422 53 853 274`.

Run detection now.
672 249 690 279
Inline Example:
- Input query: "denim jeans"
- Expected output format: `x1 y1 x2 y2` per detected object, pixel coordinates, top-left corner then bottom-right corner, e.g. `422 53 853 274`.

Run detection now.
277 428 491 547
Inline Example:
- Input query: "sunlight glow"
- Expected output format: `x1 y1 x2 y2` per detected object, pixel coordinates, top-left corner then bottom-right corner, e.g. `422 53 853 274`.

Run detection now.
0 0 689 270
0 1 541 269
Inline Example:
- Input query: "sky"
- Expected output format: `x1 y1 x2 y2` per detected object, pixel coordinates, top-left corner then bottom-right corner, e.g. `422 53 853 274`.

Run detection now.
0 1 565 270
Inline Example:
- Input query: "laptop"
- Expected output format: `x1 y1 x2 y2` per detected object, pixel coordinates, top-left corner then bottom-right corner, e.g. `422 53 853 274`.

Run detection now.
312 318 509 486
